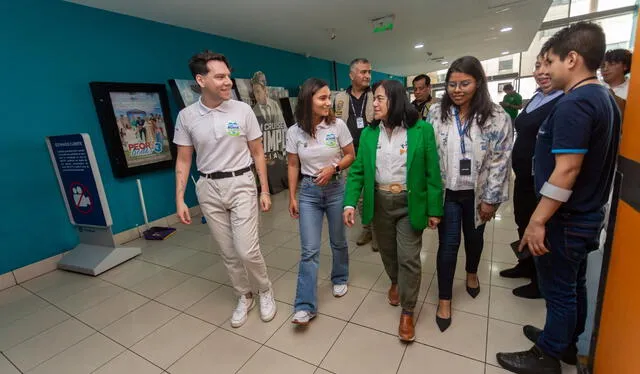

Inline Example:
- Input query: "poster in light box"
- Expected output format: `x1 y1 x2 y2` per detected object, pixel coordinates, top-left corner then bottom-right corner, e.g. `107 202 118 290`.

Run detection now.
89 82 176 178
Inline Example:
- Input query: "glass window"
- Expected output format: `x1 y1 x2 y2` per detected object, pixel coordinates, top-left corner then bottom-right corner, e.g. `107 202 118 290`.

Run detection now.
520 27 563 76
483 54 520 76
499 59 514 72
570 0 637 17
544 0 570 22
427 69 448 85
595 13 635 50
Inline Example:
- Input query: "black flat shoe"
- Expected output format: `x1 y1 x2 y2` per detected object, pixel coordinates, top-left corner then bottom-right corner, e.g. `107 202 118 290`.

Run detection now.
496 345 561 374
523 325 578 366
513 282 542 299
466 284 480 298
435 306 451 332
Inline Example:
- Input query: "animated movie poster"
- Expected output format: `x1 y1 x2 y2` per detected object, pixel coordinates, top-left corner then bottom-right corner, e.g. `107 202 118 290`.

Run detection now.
109 92 172 168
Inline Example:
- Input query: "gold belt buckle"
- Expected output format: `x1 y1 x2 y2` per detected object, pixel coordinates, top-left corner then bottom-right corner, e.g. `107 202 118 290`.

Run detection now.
389 184 403 194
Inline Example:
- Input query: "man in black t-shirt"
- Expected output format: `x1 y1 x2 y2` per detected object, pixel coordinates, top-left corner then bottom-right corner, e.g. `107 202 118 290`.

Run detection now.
497 22 621 374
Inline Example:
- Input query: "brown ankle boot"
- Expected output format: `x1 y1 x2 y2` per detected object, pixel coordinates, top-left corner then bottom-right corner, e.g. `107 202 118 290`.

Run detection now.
388 284 400 306
398 312 415 342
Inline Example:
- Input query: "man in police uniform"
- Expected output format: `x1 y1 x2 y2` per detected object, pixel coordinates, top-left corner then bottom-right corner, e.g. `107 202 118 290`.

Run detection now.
333 58 377 250
174 51 277 328
411 74 435 120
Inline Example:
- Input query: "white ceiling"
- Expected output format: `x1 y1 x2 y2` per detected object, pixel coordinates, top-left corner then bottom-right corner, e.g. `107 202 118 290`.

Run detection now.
66 0 553 76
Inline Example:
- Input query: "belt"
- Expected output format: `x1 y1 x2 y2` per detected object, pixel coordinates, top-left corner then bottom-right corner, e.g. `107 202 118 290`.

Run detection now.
301 173 340 181
199 166 252 180
376 183 407 194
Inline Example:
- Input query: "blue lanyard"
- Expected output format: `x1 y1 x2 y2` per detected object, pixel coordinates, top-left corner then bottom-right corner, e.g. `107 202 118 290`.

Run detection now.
453 109 468 156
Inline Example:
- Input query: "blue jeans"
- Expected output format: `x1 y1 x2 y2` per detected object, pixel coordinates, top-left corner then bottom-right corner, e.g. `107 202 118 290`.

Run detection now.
437 189 486 300
535 209 603 358
294 177 349 313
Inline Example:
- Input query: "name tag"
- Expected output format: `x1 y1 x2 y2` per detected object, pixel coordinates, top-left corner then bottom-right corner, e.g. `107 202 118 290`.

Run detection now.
356 117 365 129
460 159 471 176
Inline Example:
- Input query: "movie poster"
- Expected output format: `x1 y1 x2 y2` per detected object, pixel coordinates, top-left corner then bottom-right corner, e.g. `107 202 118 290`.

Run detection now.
169 79 239 109
234 72 290 192
109 92 172 168
234 73 289 163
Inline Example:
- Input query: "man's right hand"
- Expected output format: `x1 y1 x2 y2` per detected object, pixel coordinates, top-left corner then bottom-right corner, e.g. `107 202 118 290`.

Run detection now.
177 201 192 225
343 208 356 228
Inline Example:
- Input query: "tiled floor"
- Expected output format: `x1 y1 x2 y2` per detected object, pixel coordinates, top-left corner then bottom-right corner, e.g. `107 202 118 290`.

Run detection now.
0 192 579 374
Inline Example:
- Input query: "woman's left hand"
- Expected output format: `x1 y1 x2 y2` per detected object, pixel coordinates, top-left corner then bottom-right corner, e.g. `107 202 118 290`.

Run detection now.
314 166 335 186
479 202 497 222
428 217 441 229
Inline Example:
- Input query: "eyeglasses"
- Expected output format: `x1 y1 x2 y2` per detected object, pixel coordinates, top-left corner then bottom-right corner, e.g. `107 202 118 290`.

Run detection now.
446 80 475 90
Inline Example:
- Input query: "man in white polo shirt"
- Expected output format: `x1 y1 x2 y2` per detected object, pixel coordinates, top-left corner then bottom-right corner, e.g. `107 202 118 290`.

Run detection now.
174 50 276 328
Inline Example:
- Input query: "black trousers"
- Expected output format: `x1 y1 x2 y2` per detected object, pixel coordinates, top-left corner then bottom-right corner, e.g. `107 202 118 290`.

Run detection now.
513 173 537 278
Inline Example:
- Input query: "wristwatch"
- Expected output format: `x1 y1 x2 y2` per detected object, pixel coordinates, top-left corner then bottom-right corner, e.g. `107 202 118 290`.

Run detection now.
334 164 341 174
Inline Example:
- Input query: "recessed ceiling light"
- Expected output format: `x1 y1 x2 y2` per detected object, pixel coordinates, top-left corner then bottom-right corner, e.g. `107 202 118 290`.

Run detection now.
500 26 513 32
441 61 449 65
496 7 510 14
501 51 509 55
414 43 424 49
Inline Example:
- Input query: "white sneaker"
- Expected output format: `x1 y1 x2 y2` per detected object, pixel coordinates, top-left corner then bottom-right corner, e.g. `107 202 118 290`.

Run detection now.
333 284 348 297
230 295 255 328
259 289 277 322
291 310 316 326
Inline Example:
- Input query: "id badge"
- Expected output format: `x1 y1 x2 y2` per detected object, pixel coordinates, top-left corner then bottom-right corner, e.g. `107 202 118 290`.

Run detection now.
356 117 365 129
459 159 471 176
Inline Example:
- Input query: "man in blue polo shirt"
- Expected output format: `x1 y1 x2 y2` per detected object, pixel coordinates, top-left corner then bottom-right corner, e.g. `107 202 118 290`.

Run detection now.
497 22 621 374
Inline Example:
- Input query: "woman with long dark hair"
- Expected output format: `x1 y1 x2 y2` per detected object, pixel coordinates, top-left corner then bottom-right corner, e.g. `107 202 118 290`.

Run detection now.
427 56 513 331
344 80 443 342
287 78 355 326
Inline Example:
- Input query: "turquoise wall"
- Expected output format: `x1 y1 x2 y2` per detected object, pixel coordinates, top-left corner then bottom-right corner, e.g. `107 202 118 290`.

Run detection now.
0 0 403 274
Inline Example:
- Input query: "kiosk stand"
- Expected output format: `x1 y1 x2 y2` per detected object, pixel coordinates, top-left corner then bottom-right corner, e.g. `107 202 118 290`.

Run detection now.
46 133 141 275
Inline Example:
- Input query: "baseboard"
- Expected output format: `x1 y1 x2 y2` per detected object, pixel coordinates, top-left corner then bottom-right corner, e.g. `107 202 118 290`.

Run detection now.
0 206 200 291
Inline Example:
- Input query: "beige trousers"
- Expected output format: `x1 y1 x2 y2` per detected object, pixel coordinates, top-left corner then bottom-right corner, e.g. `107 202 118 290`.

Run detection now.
196 171 271 295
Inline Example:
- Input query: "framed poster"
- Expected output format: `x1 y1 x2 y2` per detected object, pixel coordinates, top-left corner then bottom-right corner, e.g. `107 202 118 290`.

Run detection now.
89 82 176 178
168 78 240 109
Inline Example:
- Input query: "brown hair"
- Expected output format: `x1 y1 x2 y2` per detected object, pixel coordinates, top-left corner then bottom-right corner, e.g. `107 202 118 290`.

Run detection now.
295 78 335 137
188 50 231 79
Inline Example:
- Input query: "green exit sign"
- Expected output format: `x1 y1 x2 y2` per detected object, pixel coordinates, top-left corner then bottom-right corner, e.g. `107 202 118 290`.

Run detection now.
374 23 394 33
372 15 394 33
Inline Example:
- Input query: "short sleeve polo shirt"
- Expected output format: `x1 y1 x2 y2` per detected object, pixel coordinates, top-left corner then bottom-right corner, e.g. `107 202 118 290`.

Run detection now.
173 99 262 173
285 119 352 176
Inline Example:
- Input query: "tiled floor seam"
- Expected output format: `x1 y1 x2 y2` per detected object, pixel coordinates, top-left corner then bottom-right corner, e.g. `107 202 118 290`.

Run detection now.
25 285 179 374
314 272 381 371
1 351 22 374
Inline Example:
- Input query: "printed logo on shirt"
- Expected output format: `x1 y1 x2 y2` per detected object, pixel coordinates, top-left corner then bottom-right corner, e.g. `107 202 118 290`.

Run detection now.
324 133 338 148
226 121 240 136
400 142 407 155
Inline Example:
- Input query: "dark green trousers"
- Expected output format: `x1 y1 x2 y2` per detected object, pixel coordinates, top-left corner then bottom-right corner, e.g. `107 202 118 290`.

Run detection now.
372 190 423 311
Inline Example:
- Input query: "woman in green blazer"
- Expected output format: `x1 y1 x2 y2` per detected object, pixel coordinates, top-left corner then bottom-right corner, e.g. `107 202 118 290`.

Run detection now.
343 80 443 342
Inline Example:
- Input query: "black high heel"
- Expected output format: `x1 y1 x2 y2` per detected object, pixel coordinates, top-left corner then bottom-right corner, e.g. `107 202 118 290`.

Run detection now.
466 276 480 298
466 284 480 298
436 305 451 332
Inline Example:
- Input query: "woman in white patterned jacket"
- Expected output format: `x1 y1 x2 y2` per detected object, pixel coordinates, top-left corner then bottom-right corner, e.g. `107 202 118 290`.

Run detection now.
427 56 513 332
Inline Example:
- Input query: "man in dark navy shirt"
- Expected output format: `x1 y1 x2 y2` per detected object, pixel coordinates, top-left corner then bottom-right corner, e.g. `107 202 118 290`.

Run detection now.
497 22 621 374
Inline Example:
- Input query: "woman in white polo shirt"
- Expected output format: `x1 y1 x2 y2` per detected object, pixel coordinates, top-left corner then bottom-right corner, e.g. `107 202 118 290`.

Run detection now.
286 78 356 325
